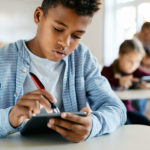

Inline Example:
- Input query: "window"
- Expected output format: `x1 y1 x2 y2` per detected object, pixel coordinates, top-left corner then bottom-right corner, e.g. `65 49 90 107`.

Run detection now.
104 0 150 66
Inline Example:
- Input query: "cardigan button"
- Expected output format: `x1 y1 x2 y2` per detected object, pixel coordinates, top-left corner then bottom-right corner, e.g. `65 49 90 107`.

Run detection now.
9 131 15 134
22 69 27 73
14 92 17 97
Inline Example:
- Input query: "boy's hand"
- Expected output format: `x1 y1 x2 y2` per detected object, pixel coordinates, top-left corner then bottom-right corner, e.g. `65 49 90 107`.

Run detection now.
9 89 56 128
47 107 92 143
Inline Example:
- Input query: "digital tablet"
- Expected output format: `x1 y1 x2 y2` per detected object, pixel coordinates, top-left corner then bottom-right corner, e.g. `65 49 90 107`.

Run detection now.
141 76 150 82
20 112 87 136
130 76 150 89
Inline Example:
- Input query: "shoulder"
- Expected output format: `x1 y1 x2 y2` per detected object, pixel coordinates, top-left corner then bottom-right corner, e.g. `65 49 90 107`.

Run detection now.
0 40 24 66
72 43 97 65
73 43 90 57
102 65 112 74
0 41 18 58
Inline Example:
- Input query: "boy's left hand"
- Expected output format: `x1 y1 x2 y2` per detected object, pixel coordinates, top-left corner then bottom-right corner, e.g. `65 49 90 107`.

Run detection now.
47 107 92 143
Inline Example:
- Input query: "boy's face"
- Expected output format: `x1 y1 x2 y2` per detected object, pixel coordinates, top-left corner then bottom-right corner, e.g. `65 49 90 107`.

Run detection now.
33 4 92 61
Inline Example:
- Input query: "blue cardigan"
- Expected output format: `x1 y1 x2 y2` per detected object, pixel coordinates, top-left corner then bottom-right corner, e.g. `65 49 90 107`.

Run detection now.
0 40 126 138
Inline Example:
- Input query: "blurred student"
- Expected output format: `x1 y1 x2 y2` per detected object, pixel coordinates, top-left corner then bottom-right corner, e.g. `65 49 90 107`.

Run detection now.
132 48 150 114
102 39 150 125
141 48 150 73
133 22 150 114
134 22 150 51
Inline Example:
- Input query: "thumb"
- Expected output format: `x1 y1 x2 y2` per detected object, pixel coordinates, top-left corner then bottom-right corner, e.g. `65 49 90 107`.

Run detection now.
80 107 91 116
127 75 133 78
132 77 140 82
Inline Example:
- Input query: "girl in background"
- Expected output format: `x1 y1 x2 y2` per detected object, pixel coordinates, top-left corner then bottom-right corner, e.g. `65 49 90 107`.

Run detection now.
102 39 150 125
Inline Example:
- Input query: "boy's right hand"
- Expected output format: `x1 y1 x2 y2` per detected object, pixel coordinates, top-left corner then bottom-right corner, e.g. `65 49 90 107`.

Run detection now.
119 75 139 89
9 89 56 128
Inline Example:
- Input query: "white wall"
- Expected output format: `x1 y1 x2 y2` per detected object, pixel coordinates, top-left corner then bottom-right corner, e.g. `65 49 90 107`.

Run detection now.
81 0 104 64
0 0 104 64
0 0 42 43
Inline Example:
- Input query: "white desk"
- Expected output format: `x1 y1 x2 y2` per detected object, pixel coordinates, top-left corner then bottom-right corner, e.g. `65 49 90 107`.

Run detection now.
0 125 150 150
115 89 150 100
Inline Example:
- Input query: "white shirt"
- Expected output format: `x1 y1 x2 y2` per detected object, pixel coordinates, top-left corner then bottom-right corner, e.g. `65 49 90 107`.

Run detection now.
23 44 64 110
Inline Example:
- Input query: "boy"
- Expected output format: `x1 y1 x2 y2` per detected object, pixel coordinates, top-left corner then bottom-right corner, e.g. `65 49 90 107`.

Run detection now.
0 0 126 142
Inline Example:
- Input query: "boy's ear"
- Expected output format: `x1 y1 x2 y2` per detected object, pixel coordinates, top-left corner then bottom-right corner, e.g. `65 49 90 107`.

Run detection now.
34 7 44 24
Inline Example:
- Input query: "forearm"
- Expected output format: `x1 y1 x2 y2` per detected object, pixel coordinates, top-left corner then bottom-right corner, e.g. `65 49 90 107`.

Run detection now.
0 107 20 137
87 103 127 139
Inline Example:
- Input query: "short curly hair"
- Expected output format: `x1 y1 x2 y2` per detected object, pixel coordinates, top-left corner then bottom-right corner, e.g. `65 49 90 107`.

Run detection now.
41 0 101 17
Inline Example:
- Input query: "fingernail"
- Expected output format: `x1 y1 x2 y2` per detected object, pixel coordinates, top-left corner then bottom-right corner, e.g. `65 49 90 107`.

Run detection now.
29 111 33 118
19 116 24 124
61 113 67 118
50 119 55 125
36 101 40 109
54 97 57 104
47 123 52 128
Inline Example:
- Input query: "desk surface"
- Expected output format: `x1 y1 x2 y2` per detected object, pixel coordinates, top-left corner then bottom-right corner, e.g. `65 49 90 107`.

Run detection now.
0 125 150 150
115 89 150 100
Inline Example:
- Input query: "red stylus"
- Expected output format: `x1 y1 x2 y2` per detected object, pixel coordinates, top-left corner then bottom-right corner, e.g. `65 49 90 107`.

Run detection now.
29 72 60 113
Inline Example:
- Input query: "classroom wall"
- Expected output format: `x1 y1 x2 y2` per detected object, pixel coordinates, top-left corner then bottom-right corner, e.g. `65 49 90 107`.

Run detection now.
0 0 104 64
81 0 104 64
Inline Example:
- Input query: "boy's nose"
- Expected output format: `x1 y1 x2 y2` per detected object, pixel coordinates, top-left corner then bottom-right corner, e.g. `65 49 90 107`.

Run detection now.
58 36 71 48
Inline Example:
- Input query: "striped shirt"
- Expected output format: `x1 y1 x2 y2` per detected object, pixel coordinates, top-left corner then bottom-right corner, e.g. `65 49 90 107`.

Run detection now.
0 40 126 138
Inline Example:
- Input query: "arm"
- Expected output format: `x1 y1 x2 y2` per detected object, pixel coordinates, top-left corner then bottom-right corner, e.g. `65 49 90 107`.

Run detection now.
84 51 127 138
0 90 55 137
134 67 150 78
101 67 120 88
0 107 21 137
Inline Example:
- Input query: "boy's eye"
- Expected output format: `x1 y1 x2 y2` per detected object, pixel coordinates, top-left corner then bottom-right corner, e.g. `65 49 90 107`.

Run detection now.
72 34 81 39
54 27 64 32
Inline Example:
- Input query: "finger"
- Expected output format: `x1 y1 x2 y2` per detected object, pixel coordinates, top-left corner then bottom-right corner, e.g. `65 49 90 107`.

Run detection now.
47 123 83 143
80 107 91 116
26 89 57 104
49 118 90 136
126 75 133 79
132 78 140 82
20 94 52 113
48 118 83 132
60 112 90 125
11 106 31 127
17 99 42 114
19 110 32 124
38 89 57 104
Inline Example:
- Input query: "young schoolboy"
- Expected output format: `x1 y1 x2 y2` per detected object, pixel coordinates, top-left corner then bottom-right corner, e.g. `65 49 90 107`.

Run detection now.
0 0 126 142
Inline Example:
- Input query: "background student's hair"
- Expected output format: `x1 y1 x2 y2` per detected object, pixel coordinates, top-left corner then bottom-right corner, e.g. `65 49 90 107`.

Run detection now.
141 22 150 31
119 39 145 56
41 0 101 16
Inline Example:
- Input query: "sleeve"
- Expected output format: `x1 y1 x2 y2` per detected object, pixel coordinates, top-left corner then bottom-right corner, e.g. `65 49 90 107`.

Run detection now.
0 107 23 137
101 67 120 88
134 67 150 78
84 51 127 139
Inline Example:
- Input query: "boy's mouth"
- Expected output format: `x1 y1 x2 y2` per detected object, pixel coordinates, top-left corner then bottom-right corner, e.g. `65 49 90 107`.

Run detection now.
53 49 67 58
